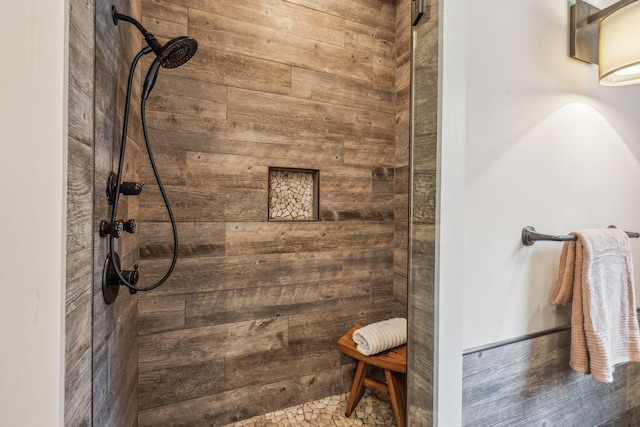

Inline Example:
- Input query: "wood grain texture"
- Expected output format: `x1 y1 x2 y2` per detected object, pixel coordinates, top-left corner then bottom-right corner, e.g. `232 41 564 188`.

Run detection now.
145 121 346 163
283 0 396 30
138 359 224 410
226 87 395 141
140 0 188 40
393 0 411 324
224 222 394 256
172 0 347 47
184 282 371 328
291 67 394 113
91 1 142 426
138 317 288 372
138 251 345 296
344 136 394 167
138 369 344 426
462 324 640 426
189 8 373 82
406 0 438 423
137 0 403 424
139 221 225 259
185 45 292 96
66 0 95 424
146 75 227 120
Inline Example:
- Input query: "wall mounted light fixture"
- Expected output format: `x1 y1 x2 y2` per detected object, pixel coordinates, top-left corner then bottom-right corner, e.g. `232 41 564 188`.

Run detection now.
571 0 640 85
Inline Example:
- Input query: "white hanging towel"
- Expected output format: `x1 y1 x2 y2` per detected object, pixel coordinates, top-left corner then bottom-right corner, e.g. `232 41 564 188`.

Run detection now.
352 317 407 356
550 228 640 382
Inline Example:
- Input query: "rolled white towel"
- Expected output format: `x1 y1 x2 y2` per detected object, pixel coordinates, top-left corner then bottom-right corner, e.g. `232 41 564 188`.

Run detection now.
352 318 407 356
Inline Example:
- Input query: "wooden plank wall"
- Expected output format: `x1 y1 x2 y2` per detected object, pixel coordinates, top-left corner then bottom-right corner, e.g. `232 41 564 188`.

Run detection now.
406 0 439 425
462 322 640 426
65 0 95 424
92 0 143 425
136 0 404 424
394 0 411 309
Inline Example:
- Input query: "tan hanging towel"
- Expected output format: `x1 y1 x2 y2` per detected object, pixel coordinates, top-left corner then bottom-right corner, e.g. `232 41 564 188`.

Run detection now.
551 228 640 382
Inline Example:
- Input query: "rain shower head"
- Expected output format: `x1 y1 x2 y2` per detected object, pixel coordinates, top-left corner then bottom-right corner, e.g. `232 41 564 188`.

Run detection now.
112 6 198 69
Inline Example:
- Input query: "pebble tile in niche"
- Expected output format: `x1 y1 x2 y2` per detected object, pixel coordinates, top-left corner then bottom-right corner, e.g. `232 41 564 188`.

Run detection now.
268 169 317 221
222 389 396 426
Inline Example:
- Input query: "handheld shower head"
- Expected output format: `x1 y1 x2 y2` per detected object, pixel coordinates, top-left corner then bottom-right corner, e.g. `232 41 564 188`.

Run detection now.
159 36 198 69
112 6 198 69
104 6 189 303
141 37 197 100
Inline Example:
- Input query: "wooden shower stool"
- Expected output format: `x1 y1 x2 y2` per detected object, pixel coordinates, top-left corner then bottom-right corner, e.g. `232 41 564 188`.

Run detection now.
337 325 407 427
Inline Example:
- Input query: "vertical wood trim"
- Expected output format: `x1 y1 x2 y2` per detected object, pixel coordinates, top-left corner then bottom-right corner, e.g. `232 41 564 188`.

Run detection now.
66 0 96 425
407 0 439 423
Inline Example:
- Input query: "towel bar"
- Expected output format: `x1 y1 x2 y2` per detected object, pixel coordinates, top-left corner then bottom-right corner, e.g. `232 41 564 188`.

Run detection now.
521 226 640 246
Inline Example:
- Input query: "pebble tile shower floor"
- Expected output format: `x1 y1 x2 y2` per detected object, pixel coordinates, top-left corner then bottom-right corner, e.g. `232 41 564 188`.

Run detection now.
223 389 395 426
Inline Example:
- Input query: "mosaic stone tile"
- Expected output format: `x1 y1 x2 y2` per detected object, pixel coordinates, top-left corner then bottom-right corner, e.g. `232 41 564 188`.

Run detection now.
268 169 317 221
223 389 395 427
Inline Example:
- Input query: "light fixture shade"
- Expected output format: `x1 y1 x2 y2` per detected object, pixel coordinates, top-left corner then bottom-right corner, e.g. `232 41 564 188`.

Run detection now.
599 1 640 86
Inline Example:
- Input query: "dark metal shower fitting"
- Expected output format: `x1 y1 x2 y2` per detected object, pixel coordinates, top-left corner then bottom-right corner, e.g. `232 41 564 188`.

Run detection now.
101 5 190 305
100 219 124 238
102 252 139 305
112 6 198 70
99 218 137 238
101 170 140 303
106 171 143 205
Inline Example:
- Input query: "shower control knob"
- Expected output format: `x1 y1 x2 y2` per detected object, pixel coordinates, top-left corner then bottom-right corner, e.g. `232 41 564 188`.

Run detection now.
106 172 144 204
120 181 144 196
123 264 139 285
127 265 139 294
99 220 124 238
123 219 137 234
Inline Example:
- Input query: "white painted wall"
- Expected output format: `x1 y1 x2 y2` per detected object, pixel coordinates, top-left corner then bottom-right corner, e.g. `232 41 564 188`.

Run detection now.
451 0 640 350
0 0 67 425
434 0 466 424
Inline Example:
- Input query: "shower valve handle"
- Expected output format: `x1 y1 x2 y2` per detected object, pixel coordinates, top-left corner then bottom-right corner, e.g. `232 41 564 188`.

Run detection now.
124 264 139 288
128 265 139 295
106 172 143 204
124 219 137 234
120 181 144 196
99 220 124 238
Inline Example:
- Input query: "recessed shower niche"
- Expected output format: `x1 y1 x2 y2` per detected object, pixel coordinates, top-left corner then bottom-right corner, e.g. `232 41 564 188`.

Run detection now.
268 167 319 221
